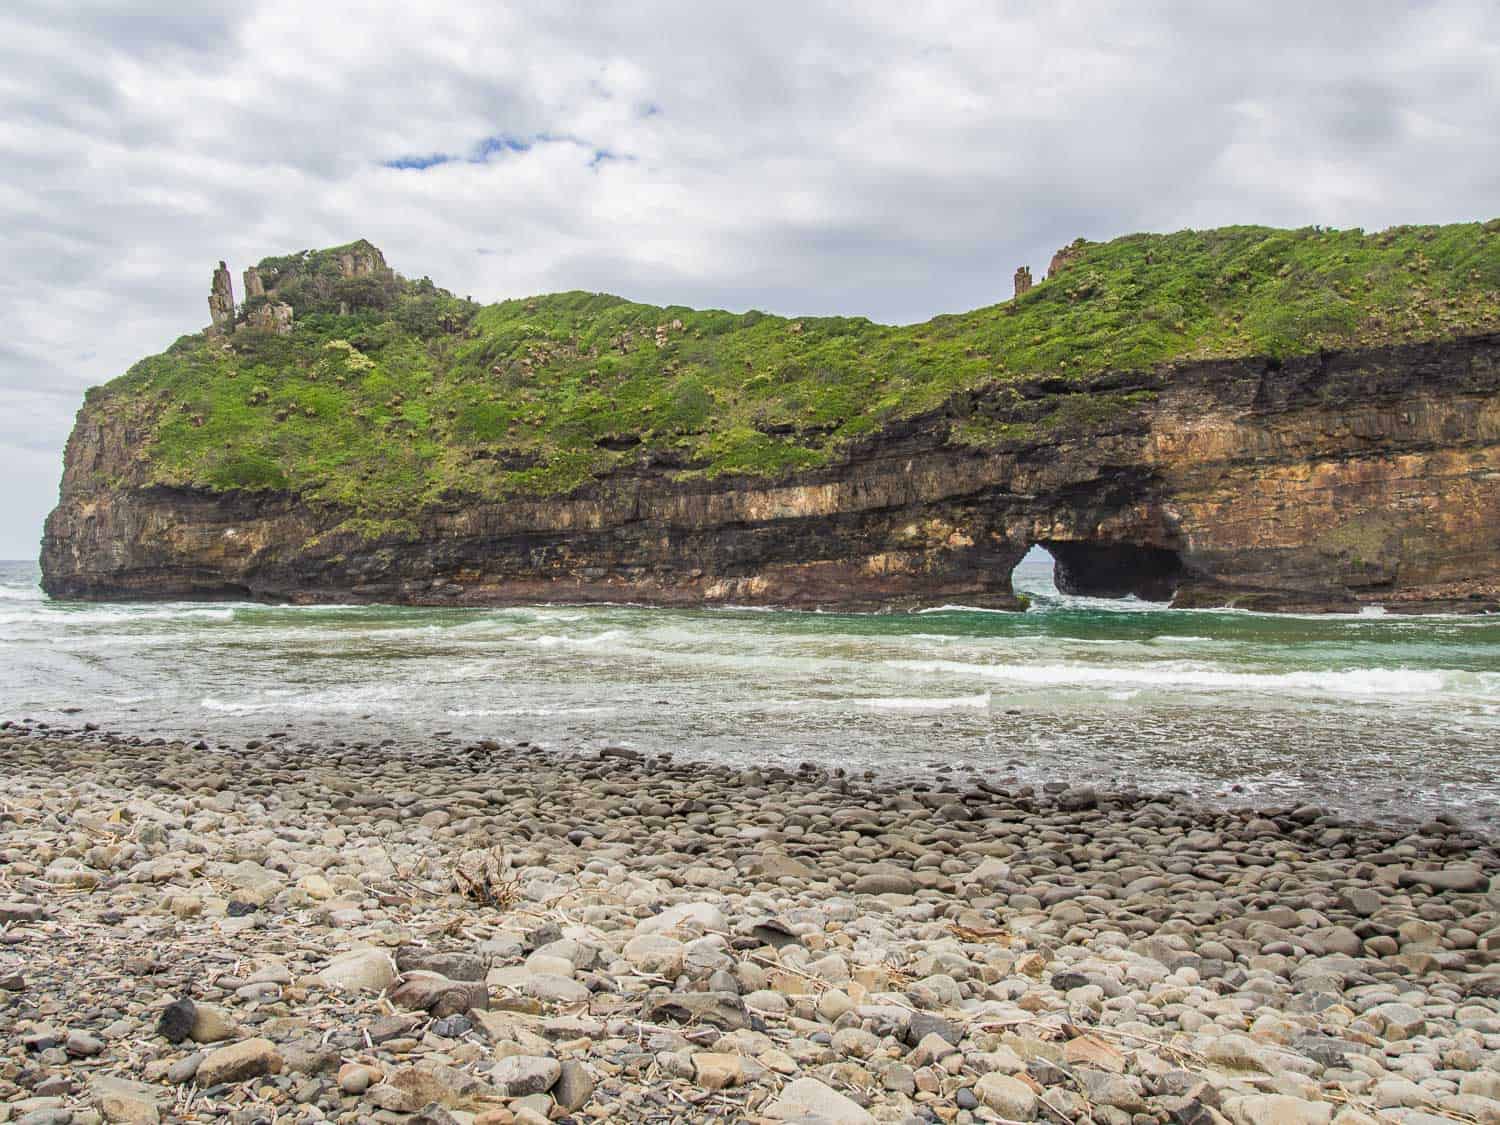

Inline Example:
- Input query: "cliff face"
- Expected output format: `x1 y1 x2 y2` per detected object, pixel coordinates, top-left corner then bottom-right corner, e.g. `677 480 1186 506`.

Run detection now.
41 333 1500 613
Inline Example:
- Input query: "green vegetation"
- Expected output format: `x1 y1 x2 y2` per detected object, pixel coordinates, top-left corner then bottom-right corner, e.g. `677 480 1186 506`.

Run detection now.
97 221 1500 518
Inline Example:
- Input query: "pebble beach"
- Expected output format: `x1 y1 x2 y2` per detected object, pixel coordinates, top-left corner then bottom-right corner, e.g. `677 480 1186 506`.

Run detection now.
2 723 1498 1125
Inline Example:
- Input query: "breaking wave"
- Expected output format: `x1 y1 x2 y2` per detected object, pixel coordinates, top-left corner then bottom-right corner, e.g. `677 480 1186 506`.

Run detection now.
886 659 1460 697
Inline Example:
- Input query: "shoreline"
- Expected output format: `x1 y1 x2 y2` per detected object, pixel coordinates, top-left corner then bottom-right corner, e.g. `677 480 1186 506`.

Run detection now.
2 724 1499 1124
3 712 1494 841
10 561 1500 840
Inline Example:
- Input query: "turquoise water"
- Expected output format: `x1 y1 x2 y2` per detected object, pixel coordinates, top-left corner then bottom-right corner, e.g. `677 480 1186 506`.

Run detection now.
2 554 1497 827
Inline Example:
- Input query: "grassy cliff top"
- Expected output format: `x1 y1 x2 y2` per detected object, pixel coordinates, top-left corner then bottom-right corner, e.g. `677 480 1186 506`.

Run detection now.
94 220 1500 523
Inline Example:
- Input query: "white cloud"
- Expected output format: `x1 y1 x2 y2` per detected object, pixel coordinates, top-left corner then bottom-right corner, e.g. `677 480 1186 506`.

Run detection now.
1 0 1498 557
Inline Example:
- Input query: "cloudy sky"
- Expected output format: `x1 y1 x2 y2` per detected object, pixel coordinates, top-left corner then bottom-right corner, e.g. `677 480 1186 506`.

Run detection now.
2 1 1497 558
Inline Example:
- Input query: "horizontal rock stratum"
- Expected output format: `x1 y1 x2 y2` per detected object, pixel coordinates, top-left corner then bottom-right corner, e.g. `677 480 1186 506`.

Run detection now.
41 224 1500 612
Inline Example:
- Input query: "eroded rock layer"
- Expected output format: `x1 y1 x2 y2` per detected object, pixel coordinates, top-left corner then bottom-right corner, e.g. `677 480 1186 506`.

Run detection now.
41 333 1500 613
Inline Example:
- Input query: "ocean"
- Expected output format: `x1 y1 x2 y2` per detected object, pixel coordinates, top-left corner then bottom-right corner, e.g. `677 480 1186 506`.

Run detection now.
2 551 1497 828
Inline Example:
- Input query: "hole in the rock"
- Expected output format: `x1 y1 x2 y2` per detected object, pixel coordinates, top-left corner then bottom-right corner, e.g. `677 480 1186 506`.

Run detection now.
1010 542 1184 603
1040 540 1183 601
1011 544 1061 599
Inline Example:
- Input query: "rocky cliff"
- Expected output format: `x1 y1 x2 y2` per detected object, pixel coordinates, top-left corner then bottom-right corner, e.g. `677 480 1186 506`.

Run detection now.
40 224 1500 612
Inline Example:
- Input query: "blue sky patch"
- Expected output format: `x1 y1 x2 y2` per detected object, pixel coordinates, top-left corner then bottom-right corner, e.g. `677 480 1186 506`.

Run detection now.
383 152 456 171
385 132 629 172
472 134 535 160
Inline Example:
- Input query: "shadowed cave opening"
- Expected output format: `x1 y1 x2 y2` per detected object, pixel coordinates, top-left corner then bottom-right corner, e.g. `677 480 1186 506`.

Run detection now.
1016 542 1183 602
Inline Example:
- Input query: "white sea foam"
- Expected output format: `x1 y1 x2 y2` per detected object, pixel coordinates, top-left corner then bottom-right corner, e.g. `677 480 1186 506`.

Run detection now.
46 605 238 625
917 604 1036 616
273 603 386 612
860 693 992 712
1178 603 1482 622
444 705 619 718
47 632 208 650
531 630 629 649
886 658 1453 697
200 683 404 713
1041 594 1172 613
